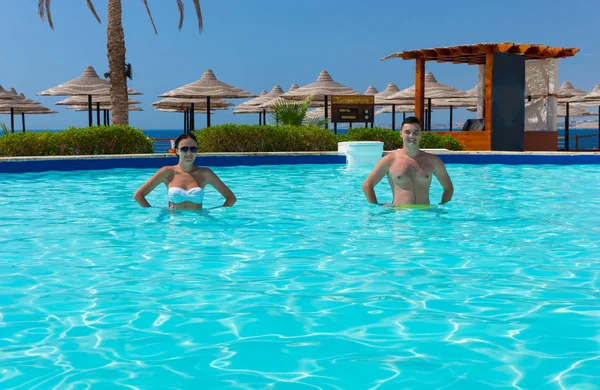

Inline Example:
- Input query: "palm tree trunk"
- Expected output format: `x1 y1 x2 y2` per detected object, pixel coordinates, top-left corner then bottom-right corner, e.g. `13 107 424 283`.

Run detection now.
107 0 129 125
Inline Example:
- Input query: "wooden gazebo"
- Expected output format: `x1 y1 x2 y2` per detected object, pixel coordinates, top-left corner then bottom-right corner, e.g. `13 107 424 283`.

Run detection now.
382 43 579 151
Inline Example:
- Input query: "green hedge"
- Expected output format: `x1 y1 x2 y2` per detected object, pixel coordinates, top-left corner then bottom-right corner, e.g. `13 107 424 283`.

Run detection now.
194 124 338 152
194 125 465 152
0 125 154 157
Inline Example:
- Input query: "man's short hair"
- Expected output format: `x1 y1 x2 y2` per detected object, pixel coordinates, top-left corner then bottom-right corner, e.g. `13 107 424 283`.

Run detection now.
400 116 423 131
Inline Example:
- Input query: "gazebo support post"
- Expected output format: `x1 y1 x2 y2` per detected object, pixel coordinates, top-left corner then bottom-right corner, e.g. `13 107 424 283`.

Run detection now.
392 104 396 131
184 108 188 133
564 102 570 151
22 113 26 132
190 103 195 132
258 112 261 125
449 106 453 131
484 53 494 132
324 95 329 130
427 98 432 130
96 102 101 126
415 58 425 125
206 96 211 128
10 107 14 133
88 95 93 127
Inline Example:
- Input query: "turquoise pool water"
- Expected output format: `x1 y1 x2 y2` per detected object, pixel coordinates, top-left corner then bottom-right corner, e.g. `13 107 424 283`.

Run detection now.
0 164 599 389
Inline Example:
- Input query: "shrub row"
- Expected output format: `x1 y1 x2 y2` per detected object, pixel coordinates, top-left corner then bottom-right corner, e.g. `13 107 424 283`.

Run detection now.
0 126 154 157
194 124 465 152
0 124 465 157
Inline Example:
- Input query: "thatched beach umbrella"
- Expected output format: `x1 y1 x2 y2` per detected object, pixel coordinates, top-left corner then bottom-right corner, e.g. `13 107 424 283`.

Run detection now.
67 102 142 125
235 85 288 125
56 95 142 126
233 90 268 124
0 91 55 132
566 84 600 148
375 84 401 127
258 83 325 111
37 65 142 127
154 97 232 132
235 90 267 110
374 83 403 130
280 70 361 128
388 72 470 130
159 69 256 129
0 101 57 132
70 104 143 111
364 86 379 96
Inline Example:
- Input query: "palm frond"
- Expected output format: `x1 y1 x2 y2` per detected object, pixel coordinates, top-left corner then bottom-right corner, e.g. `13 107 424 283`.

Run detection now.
0 122 9 136
269 96 318 127
45 0 54 29
176 0 184 30
142 0 158 34
86 0 102 24
192 0 203 32
37 0 45 21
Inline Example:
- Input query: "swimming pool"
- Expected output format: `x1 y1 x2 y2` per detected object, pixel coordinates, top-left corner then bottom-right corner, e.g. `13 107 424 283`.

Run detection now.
0 163 599 388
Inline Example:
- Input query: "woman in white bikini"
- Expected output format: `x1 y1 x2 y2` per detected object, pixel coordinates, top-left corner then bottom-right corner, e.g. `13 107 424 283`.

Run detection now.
134 134 236 210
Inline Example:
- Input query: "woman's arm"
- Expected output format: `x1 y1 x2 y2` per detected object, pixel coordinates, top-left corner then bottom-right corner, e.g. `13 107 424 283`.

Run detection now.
205 169 236 207
133 167 169 207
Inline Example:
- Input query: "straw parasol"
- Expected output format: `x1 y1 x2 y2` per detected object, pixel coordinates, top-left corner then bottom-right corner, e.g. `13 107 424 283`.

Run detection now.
0 90 56 132
557 81 587 99
37 65 142 126
56 95 142 106
374 83 403 130
387 72 470 130
154 97 232 133
280 70 361 128
557 104 596 117
159 69 256 129
364 85 379 96
234 85 289 124
70 105 143 112
0 100 57 133
38 65 142 97
153 97 234 109
235 90 267 110
388 72 470 101
565 84 600 148
281 70 361 101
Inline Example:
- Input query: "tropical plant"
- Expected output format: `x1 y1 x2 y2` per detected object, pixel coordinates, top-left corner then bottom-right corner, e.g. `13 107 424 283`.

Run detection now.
37 0 203 126
270 96 328 128
0 122 9 136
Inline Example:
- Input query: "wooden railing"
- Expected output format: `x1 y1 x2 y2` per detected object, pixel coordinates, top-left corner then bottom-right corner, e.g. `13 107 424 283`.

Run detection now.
558 133 599 151
150 137 175 153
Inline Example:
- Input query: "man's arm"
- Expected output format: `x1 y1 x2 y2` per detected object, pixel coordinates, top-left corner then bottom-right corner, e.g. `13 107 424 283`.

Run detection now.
362 154 392 204
433 156 453 204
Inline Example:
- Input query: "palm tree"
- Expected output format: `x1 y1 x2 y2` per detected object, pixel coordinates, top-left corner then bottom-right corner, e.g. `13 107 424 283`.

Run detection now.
38 0 203 126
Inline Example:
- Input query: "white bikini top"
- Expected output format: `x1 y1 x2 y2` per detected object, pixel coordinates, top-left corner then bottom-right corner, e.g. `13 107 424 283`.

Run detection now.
168 187 205 204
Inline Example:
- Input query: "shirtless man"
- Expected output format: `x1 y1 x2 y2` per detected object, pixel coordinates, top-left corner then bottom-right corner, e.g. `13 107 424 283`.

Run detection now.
362 117 454 206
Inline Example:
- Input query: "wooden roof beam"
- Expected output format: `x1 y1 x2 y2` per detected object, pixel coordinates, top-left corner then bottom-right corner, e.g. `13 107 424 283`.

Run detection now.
524 45 548 56
421 49 439 60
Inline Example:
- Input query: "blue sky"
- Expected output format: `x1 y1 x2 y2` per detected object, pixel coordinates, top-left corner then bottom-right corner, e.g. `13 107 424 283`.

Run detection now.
1 0 599 130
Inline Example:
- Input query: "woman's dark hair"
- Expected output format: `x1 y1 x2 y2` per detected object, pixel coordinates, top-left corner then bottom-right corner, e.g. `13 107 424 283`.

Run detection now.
174 133 198 149
400 116 423 131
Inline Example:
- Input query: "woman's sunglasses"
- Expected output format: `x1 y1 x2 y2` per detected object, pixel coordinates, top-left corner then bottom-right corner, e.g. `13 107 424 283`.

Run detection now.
179 146 198 153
